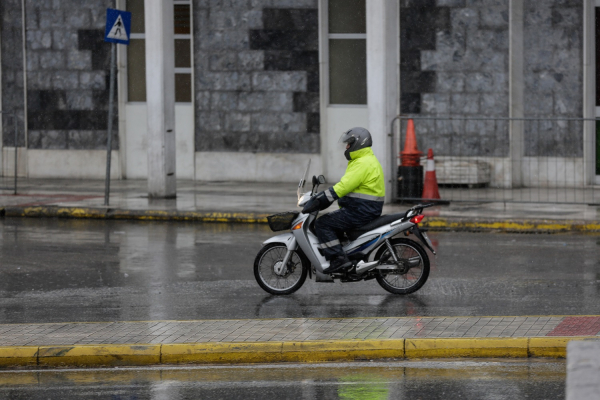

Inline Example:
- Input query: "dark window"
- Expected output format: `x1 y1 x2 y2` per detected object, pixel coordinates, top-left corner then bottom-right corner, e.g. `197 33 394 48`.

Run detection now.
329 39 366 104
328 0 366 105
596 121 600 175
329 0 365 34
174 5 191 34
126 1 192 103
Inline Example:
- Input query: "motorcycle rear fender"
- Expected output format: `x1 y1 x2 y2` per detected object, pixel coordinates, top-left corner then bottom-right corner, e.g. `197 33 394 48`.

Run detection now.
262 233 298 251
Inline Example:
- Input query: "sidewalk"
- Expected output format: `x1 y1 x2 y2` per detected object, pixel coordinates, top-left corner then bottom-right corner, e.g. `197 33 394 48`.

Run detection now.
1 315 599 367
1 179 599 232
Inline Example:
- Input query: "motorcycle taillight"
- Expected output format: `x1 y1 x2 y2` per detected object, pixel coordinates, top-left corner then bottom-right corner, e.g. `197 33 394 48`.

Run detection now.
410 214 424 224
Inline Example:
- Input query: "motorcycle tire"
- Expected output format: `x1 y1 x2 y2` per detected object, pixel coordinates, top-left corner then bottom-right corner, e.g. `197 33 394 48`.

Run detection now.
374 238 430 295
254 243 309 295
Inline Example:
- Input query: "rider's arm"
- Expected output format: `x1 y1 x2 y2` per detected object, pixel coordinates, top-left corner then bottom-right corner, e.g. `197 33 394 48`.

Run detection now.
331 161 366 199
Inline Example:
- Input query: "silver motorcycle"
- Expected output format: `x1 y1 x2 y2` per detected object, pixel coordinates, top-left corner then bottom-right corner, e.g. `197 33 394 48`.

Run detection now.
254 162 437 295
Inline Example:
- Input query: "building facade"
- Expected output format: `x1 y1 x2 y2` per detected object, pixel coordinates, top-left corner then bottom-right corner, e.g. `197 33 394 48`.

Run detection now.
0 0 598 193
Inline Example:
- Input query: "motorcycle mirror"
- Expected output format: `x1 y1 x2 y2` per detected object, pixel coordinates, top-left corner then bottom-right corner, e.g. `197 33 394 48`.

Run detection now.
312 175 319 185
318 175 326 184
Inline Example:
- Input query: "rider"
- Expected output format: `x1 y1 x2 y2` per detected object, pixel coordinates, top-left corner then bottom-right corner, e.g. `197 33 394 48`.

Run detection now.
302 127 385 273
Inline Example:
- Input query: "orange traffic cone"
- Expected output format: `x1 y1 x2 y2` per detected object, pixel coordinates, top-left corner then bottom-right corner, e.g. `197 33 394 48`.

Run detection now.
422 148 441 200
400 119 423 167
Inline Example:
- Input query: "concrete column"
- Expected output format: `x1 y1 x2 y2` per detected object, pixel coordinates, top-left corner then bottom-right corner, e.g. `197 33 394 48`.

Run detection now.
367 0 400 203
0 24 3 176
583 0 596 185
566 340 600 400
509 0 524 188
144 0 176 198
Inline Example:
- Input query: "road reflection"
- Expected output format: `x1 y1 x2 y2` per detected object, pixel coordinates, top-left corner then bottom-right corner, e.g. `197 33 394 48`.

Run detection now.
0 361 565 400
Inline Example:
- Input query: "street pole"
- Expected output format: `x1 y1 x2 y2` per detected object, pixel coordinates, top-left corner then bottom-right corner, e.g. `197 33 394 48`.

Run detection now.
104 42 116 206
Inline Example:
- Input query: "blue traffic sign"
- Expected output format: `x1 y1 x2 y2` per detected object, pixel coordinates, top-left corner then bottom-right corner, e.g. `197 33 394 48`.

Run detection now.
104 8 131 45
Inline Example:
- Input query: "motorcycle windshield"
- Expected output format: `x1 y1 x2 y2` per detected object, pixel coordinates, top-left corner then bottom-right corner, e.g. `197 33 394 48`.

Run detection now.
297 159 311 200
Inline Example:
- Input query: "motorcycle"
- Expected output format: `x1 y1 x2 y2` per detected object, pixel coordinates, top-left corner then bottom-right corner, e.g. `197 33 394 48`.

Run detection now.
253 162 437 295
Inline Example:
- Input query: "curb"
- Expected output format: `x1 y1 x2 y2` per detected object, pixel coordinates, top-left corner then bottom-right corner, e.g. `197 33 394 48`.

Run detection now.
0 206 600 233
0 337 597 368
423 217 600 233
1 206 599 232
1 206 269 224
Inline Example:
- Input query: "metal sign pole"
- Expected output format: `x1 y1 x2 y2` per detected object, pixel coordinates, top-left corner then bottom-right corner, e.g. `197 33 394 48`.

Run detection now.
104 42 116 206
13 113 17 195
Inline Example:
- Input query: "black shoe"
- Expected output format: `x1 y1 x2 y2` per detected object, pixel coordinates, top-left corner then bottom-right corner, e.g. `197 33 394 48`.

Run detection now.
323 255 352 274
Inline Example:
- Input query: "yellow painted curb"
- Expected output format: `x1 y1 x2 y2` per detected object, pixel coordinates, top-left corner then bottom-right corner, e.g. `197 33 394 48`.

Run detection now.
528 337 598 358
161 342 283 364
1 336 599 368
37 344 161 367
281 339 405 362
423 218 600 232
405 338 529 358
3 206 269 224
3 205 599 232
0 346 38 367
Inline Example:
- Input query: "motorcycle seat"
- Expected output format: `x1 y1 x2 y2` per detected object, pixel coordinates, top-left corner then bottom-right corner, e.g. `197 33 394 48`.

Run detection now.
345 212 408 241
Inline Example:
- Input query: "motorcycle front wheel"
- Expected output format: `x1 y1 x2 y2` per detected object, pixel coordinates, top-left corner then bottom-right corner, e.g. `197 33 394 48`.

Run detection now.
254 243 309 295
374 238 430 295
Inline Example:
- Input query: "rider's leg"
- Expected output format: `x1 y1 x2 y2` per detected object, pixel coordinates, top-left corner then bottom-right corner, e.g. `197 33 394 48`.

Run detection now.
315 209 361 272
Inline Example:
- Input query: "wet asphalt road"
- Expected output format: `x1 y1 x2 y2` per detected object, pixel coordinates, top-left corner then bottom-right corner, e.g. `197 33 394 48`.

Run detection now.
0 360 565 400
0 218 599 324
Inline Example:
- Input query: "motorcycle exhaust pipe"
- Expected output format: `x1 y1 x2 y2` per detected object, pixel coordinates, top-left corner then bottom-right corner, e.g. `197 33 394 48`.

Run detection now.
355 260 380 274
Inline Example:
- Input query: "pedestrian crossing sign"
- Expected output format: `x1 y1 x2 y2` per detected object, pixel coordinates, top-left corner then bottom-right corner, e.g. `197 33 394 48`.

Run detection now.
104 8 131 45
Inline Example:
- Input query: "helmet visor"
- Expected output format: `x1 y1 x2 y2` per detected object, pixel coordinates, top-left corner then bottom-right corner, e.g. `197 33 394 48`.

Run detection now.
338 131 356 145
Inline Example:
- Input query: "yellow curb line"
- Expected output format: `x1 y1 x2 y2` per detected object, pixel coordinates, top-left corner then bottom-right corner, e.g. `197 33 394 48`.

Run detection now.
2 205 599 231
423 218 600 232
3 206 270 224
0 337 598 368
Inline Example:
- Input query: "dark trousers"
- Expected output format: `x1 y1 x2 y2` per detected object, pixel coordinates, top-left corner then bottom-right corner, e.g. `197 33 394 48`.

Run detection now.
314 208 377 260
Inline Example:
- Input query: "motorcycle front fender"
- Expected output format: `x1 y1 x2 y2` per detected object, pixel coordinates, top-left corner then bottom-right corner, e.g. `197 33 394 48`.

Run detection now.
262 233 298 251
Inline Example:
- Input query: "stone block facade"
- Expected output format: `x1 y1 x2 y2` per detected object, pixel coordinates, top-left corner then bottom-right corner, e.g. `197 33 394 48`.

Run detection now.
401 0 583 159
401 0 510 157
523 0 583 157
0 0 588 163
1 0 117 150
193 0 320 154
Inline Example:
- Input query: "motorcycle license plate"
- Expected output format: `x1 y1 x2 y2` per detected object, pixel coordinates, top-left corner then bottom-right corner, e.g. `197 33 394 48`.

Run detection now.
422 232 434 249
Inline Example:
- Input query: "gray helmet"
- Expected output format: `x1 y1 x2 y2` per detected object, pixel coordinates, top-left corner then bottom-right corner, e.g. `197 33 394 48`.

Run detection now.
339 127 372 160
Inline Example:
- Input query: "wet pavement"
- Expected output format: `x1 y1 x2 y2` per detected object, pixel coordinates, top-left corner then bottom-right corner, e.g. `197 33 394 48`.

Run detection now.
1 218 599 324
0 360 565 400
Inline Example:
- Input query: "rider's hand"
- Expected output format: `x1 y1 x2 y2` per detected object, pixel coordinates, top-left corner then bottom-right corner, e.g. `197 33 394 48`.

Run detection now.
302 191 334 213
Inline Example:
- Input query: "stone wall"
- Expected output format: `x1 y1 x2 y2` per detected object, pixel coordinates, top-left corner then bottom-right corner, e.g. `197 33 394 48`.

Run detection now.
0 0 25 147
23 0 117 150
193 0 319 154
401 0 510 158
523 0 583 157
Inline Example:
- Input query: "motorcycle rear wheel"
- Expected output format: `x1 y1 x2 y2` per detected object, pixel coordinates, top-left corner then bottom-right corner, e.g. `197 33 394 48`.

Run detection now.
374 238 430 295
254 243 309 295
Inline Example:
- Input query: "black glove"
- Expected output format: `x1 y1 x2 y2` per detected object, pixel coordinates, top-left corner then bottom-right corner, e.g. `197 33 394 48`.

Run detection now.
302 190 334 213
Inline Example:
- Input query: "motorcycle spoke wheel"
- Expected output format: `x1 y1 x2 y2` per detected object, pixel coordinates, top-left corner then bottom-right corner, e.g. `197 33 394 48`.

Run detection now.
375 238 430 295
254 243 308 295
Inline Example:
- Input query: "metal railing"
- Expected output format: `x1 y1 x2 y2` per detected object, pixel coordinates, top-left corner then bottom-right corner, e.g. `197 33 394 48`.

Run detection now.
391 115 600 205
0 111 18 195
